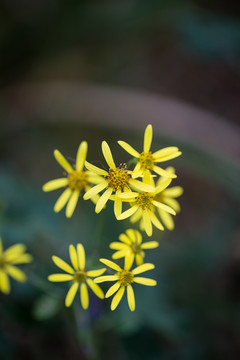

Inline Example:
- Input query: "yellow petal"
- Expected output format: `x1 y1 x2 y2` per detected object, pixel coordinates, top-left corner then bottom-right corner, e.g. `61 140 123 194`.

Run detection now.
127 284 135 311
69 245 78 270
158 209 175 230
155 151 182 162
125 229 136 242
77 244 85 271
9 254 33 264
0 270 10 294
86 268 106 277
99 258 122 272
5 265 26 282
129 179 155 193
42 178 68 192
114 190 122 219
76 141 87 171
85 161 108 176
136 254 143 266
48 274 73 282
124 253 134 271
94 275 118 283
141 241 159 249
119 234 132 245
95 188 113 213
112 250 127 259
86 278 104 299
102 141 116 169
54 149 73 173
65 283 79 307
52 256 75 274
132 263 155 275
109 242 128 250
135 230 142 244
105 281 121 298
153 166 176 178
152 200 176 215
54 188 72 213
117 206 138 220
66 190 79 218
80 283 89 309
143 124 152 153
130 208 142 223
155 179 172 194
148 210 164 231
142 210 152 237
133 277 157 286
111 286 125 311
4 243 26 257
164 186 184 198
164 197 181 212
153 147 179 159
117 141 140 158
83 182 108 200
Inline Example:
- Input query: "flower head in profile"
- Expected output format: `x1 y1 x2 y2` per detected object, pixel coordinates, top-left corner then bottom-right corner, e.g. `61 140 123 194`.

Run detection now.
110 229 159 266
95 257 157 311
117 178 176 236
154 167 183 230
83 141 155 218
118 124 181 179
43 141 101 218
48 243 106 309
0 237 33 294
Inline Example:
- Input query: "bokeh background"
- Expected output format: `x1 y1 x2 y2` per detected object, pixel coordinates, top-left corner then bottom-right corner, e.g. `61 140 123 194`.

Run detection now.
0 1 240 359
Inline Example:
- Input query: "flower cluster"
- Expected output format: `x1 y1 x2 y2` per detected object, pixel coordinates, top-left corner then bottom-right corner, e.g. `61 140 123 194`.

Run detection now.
43 124 183 311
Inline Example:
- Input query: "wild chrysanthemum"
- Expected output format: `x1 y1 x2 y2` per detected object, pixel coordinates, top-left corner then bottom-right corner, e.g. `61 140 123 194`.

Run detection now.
154 167 183 230
110 229 159 266
48 243 106 309
83 141 155 218
43 141 101 218
95 257 157 311
118 124 181 179
0 237 33 294
117 178 176 236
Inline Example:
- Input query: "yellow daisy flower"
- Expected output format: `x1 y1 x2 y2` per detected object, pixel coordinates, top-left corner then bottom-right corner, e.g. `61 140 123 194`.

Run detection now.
95 257 157 311
43 141 101 218
118 124 182 179
110 229 159 266
117 178 176 236
83 141 155 218
48 243 106 309
154 167 183 230
0 237 33 294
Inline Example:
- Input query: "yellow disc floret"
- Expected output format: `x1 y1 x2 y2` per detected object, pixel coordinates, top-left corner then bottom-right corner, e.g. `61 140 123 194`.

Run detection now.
106 164 130 191
118 270 134 287
136 192 154 210
139 152 154 170
68 170 88 191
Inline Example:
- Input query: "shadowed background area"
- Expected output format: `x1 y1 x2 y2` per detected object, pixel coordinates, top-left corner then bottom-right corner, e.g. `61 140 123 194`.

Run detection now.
0 1 240 360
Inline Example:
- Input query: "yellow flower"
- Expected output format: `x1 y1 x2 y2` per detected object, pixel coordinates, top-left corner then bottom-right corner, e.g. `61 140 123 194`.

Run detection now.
110 229 159 266
48 243 106 309
83 141 155 218
118 124 181 179
0 237 33 294
117 178 176 236
95 257 157 311
154 167 183 230
43 141 101 218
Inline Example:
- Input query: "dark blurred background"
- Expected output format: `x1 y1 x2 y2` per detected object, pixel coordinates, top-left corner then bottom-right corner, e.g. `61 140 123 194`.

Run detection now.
0 1 240 360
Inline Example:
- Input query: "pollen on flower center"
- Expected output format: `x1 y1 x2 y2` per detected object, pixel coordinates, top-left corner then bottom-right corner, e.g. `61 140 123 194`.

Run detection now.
136 192 154 210
140 152 154 170
68 170 88 191
106 164 130 191
131 243 142 254
73 271 86 283
118 270 134 287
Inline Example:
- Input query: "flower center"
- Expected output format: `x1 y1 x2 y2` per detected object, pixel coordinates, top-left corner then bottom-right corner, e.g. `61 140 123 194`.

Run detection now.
131 243 142 254
0 257 6 268
139 152 154 170
136 192 154 210
73 271 86 283
106 164 130 191
118 270 134 287
68 170 88 191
